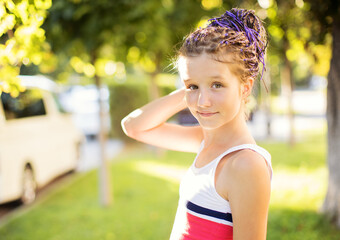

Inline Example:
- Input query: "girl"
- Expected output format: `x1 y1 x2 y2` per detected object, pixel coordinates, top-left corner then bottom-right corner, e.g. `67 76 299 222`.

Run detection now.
121 8 272 240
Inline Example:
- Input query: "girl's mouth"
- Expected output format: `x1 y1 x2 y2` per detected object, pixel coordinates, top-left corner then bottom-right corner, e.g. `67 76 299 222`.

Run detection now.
197 111 218 117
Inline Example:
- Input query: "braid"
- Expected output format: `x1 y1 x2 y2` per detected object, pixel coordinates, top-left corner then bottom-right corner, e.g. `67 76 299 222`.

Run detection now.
178 8 268 86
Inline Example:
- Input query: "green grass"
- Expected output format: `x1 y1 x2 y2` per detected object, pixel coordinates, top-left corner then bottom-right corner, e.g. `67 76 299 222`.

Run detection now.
1 134 340 239
260 135 340 240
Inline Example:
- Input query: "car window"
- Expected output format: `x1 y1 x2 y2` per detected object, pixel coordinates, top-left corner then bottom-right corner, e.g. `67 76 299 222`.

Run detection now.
1 89 46 120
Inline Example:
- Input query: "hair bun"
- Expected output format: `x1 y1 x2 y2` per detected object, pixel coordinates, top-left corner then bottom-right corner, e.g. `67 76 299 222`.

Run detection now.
206 8 268 83
179 8 268 86
209 8 266 48
241 10 258 31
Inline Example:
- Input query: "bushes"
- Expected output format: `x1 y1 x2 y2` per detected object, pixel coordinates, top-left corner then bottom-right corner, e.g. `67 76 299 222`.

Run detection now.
109 83 148 142
109 83 176 142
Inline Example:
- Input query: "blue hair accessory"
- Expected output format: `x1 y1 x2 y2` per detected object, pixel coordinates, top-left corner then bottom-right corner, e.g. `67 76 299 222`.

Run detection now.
207 9 267 83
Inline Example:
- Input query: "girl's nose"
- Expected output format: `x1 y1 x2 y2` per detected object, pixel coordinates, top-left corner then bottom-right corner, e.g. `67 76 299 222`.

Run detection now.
197 90 212 107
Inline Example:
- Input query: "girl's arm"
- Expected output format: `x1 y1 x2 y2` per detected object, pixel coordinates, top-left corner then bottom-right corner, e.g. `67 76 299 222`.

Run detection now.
222 151 271 240
121 88 203 152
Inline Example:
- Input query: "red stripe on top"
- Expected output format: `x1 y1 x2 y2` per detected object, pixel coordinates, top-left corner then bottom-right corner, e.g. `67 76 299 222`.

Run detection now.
180 212 233 240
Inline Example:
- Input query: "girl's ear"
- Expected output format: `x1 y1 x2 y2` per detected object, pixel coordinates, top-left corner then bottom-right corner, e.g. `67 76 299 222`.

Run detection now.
241 77 254 99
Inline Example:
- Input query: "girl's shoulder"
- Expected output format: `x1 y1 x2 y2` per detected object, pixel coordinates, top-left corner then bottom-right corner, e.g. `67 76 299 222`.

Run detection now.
216 148 271 202
219 144 272 181
219 148 271 188
227 149 269 176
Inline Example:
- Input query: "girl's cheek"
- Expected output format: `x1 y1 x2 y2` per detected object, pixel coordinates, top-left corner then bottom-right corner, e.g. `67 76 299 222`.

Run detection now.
185 92 195 105
185 95 196 111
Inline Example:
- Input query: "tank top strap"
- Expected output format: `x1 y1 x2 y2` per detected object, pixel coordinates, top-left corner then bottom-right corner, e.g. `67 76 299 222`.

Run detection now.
213 144 273 180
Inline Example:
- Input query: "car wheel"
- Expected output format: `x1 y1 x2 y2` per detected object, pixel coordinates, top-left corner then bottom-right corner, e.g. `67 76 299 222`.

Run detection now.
21 166 37 205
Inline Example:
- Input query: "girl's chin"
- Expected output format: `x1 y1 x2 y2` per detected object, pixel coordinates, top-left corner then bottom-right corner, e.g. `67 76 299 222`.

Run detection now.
197 120 223 130
196 117 236 130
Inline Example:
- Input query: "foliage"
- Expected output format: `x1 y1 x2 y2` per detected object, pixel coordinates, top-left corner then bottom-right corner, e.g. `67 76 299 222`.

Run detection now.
42 0 221 83
0 0 53 96
109 82 149 141
232 0 331 93
303 0 338 42
263 0 331 86
0 133 339 239
0 0 333 95
303 0 337 77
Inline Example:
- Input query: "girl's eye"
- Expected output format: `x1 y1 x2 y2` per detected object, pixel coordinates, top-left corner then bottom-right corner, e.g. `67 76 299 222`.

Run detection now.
212 83 223 88
187 84 198 90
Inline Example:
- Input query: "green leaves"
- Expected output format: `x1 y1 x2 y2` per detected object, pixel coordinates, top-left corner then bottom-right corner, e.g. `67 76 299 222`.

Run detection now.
0 0 53 95
41 0 219 84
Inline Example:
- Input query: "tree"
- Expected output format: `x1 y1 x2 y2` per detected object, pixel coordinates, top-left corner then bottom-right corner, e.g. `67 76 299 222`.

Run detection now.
43 0 123 206
257 0 316 145
0 0 52 96
43 0 225 205
42 1 139 207
43 0 218 89
304 0 340 227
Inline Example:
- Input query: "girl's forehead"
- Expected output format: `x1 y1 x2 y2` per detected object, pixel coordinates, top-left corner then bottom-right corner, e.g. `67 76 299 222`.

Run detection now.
178 54 235 80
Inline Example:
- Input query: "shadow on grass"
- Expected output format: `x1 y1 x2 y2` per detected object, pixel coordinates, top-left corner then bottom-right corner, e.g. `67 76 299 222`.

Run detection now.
268 207 340 240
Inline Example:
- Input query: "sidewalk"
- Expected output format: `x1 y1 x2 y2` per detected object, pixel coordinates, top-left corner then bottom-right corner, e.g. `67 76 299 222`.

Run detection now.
247 110 326 142
77 138 124 172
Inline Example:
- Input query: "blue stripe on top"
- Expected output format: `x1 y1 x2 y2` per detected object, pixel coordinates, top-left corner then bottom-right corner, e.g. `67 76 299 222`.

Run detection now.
186 201 233 223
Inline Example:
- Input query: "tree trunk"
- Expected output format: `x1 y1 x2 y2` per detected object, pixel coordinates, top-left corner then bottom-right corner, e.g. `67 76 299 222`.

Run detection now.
92 53 112 206
95 74 112 206
148 53 162 101
262 60 272 138
281 49 295 146
322 16 340 227
149 72 160 100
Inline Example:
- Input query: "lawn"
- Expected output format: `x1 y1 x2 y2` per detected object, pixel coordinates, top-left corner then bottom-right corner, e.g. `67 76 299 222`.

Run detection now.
0 133 340 239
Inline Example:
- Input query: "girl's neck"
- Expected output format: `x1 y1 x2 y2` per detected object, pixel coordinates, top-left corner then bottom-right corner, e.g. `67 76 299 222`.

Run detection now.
202 114 255 150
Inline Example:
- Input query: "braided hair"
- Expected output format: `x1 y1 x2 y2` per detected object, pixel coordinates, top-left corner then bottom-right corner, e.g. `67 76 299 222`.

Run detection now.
178 8 268 87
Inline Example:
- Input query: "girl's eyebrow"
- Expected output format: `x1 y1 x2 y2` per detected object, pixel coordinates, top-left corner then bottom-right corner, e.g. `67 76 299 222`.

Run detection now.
183 76 223 82
210 75 224 79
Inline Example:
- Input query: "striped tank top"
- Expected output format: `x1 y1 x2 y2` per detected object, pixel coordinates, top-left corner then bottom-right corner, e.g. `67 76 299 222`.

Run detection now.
170 143 272 240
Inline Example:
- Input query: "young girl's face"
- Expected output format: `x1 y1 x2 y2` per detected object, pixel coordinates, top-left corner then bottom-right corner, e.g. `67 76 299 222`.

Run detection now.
178 53 246 130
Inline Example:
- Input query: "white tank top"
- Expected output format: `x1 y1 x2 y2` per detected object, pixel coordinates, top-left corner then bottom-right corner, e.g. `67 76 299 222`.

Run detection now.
170 143 272 240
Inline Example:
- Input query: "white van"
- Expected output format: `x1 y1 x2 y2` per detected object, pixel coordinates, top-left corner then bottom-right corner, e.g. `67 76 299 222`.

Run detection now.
0 76 84 204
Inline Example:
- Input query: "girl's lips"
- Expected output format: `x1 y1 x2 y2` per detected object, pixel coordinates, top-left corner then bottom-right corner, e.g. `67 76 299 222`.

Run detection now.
197 111 218 117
